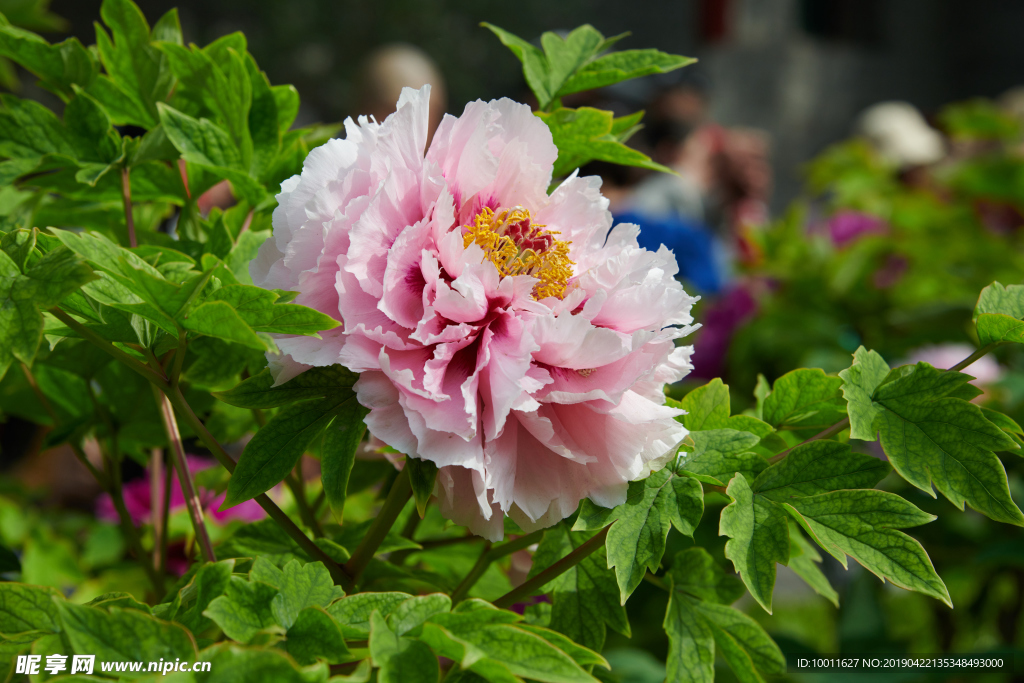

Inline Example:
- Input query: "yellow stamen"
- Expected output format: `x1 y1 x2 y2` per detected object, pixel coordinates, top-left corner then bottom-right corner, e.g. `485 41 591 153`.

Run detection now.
462 206 575 300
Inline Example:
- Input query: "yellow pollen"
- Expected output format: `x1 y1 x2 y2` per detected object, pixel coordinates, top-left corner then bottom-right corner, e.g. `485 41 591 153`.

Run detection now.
462 206 575 300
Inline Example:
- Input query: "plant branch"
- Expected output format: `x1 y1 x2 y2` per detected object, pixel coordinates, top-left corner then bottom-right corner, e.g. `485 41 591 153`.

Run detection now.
343 466 412 586
286 473 323 538
155 387 216 563
121 166 136 248
451 529 545 604
101 444 163 593
493 526 610 609
950 342 1003 372
150 448 164 576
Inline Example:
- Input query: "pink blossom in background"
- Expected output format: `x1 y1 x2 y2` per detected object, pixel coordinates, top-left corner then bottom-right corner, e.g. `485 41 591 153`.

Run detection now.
872 254 908 289
252 86 699 540
828 210 887 247
96 455 266 527
902 343 1003 387
690 285 759 381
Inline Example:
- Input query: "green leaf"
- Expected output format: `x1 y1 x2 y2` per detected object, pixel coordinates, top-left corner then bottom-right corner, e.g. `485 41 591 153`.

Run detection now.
172 559 235 634
0 583 62 635
762 368 846 430
751 440 890 502
974 281 1024 344
56 600 197 665
215 365 360 410
203 576 280 643
873 363 1024 525
574 468 703 602
182 300 268 350
786 521 838 607
668 548 744 606
719 473 789 613
326 592 412 639
558 49 695 98
0 18 97 98
202 284 339 336
784 489 950 605
407 457 438 519
537 106 673 178
284 606 349 665
370 610 439 683
225 390 359 506
0 250 44 380
528 523 629 652
677 429 767 486
839 346 890 440
253 559 344 629
664 581 785 683
196 643 333 683
0 93 76 159
670 379 774 437
321 401 369 523
387 594 452 636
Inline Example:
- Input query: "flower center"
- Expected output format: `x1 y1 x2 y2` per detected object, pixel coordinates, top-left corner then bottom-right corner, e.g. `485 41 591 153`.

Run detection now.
462 206 574 299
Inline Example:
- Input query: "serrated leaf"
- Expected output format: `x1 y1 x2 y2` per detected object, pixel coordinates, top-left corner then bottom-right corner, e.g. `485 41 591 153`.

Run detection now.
574 468 702 603
719 473 789 614
668 548 745 606
182 300 267 350
56 600 197 665
195 642 331 683
751 440 890 502
839 346 890 440
786 521 838 607
873 363 1024 525
974 281 1024 344
558 49 695 98
321 401 368 523
528 523 629 652
0 18 97 98
701 601 787 682
677 429 767 486
258 559 344 629
370 610 439 683
173 559 235 634
669 379 774 437
784 490 950 605
202 284 339 336
762 368 846 430
202 576 279 643
326 592 412 639
387 594 452 636
158 102 242 168
537 106 673 178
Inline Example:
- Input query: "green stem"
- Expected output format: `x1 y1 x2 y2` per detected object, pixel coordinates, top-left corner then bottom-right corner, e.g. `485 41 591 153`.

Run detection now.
103 447 163 593
159 447 172 580
343 466 412 586
155 387 216 563
121 166 136 248
950 342 1003 372
286 473 324 538
170 329 187 389
150 448 165 577
20 362 58 426
451 529 545 604
493 526 610 609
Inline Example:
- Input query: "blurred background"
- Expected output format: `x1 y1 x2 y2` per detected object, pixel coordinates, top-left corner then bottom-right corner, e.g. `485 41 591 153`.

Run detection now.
3 0 1024 680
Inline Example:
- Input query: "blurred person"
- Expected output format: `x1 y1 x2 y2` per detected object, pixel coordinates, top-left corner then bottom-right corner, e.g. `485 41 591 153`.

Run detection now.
358 43 447 142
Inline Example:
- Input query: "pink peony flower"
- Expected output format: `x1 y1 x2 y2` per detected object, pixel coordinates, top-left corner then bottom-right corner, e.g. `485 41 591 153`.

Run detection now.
828 210 886 247
251 87 699 540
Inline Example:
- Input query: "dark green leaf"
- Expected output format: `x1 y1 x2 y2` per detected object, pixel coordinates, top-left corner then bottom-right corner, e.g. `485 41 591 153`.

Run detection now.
751 440 890 502
284 606 349 665
326 592 412 639
215 365 360 410
320 400 368 522
786 521 838 607
677 429 766 486
668 547 744 606
784 489 950 605
202 576 280 643
407 457 438 518
56 600 197 664
0 17 97 97
370 610 439 683
574 468 703 602
557 49 695 98
0 583 62 635
172 559 235 634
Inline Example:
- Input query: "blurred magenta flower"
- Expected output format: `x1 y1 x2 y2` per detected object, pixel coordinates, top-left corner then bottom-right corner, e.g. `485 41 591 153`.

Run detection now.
828 210 887 246
96 455 266 527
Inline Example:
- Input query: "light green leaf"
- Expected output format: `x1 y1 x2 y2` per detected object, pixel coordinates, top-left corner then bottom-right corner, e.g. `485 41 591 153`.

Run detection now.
201 284 338 336
762 368 846 430
326 592 412 639
558 49 695 98
677 429 766 486
370 610 439 683
182 300 267 350
202 576 279 643
387 594 452 636
173 559 235 634
574 468 703 603
537 106 673 178
56 601 197 668
321 401 368 523
784 489 950 605
668 547 744 606
669 379 774 437
195 643 332 683
528 523 629 652
873 363 1024 525
284 606 349 665
158 102 242 169
0 17 97 98
839 346 890 440
751 440 890 502
0 250 44 380
719 473 789 613
974 281 1024 344
786 521 838 607
262 559 344 629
